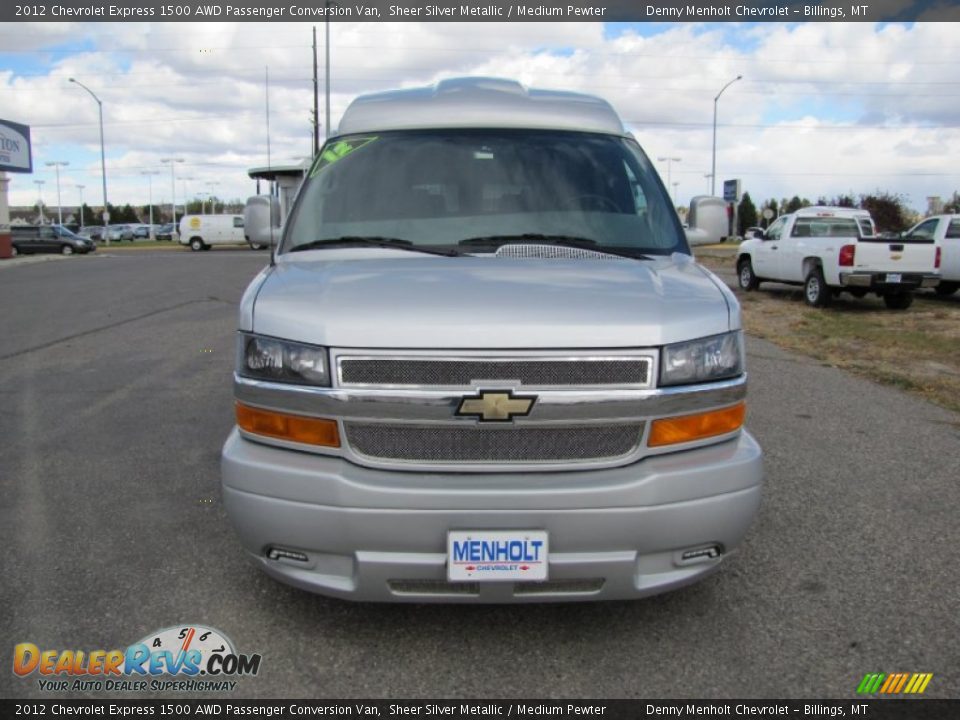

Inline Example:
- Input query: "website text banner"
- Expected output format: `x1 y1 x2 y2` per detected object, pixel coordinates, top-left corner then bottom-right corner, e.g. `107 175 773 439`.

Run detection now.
3 1 959 23
3 700 960 718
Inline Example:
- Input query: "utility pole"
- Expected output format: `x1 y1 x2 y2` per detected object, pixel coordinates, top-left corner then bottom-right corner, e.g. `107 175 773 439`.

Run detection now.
312 26 320 156
141 170 160 239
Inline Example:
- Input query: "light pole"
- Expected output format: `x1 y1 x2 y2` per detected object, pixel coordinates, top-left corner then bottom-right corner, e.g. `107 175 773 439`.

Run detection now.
704 173 712 193
711 74 742 197
177 176 195 215
160 157 184 230
325 2 332 140
69 78 109 244
657 156 681 193
34 180 45 222
76 184 85 228
672 182 680 205
205 181 220 213
46 161 69 225
141 170 160 239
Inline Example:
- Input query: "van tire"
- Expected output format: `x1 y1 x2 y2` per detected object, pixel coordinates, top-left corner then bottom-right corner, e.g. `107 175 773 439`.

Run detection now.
61 245 74 256
189 238 205 252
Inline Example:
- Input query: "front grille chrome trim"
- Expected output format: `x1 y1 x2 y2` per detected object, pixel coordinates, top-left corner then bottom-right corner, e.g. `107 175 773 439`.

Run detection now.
335 351 655 390
345 422 645 465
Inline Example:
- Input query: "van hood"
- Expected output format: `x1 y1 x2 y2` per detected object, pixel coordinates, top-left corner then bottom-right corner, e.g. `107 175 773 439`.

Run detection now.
247 251 736 349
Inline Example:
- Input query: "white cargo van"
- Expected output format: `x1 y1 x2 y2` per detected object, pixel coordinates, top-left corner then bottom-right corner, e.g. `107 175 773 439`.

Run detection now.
179 214 246 251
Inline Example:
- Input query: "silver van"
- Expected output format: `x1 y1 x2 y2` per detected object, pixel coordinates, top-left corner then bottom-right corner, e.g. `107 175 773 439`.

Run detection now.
221 78 763 602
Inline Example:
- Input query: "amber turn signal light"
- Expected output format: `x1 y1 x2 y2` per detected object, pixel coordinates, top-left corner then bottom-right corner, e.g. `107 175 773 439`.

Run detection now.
236 402 340 447
649 402 745 447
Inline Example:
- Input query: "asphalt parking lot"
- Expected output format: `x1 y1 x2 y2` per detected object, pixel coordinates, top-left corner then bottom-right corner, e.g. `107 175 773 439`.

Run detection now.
1 251 958 699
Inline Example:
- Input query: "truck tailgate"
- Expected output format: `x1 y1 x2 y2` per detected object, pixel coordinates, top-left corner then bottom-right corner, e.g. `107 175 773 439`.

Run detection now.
855 238 937 273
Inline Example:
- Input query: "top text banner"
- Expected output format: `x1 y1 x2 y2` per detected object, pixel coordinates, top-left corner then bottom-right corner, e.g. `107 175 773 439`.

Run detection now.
3 1 959 23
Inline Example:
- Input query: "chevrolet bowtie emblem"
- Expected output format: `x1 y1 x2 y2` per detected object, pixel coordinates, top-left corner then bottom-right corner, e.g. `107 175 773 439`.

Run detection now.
456 390 536 422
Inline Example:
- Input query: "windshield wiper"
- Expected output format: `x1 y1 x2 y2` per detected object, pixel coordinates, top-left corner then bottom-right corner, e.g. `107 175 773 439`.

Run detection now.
289 236 461 256
458 234 651 260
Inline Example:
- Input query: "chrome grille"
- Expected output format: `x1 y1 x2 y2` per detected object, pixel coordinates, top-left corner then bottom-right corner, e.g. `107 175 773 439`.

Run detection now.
344 422 644 464
339 357 651 387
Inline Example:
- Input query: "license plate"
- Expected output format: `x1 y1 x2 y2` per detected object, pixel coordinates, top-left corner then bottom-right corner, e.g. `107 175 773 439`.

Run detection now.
886 273 902 283
447 530 548 582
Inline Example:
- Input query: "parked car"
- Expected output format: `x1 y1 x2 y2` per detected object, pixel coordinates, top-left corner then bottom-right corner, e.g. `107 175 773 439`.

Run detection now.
155 223 177 241
11 225 96 255
80 226 104 242
132 224 153 239
901 214 960 296
106 224 135 242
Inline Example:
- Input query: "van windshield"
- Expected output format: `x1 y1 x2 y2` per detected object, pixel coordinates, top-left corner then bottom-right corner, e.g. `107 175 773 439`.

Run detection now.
283 130 687 257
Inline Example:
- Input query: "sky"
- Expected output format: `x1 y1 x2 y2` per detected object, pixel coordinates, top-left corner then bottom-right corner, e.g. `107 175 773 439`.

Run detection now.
1 20 959 217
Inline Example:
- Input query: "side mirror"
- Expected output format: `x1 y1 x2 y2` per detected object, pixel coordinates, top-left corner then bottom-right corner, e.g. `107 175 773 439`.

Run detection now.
243 195 282 250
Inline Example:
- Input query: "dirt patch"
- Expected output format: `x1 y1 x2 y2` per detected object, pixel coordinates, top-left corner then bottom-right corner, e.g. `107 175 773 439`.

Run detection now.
698 253 960 414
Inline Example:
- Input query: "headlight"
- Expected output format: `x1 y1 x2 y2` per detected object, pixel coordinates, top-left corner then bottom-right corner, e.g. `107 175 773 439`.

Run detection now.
660 331 743 387
238 334 330 386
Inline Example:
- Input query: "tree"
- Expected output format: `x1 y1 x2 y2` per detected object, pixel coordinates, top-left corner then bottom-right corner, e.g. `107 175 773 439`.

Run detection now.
737 192 758 235
785 196 809 213
859 192 910 233
141 204 163 221
79 203 96 227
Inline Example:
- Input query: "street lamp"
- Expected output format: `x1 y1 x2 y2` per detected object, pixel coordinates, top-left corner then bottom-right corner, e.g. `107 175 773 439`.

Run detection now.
205 181 220 213
45 161 69 225
69 78 109 244
711 74 742 197
160 157 184 230
177 176 195 215
657 156 681 192
672 181 680 205
76 184 85 228
141 170 160 239
34 180 45 222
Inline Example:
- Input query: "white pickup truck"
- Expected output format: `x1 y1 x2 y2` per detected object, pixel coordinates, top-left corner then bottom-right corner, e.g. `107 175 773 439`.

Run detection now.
901 214 959 296
736 206 940 309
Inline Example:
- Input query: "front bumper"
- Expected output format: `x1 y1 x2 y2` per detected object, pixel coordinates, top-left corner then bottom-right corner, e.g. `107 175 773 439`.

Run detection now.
840 271 939 290
221 428 763 602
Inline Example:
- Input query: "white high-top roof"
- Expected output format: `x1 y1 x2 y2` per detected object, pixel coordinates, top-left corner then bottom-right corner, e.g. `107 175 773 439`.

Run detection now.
335 77 627 137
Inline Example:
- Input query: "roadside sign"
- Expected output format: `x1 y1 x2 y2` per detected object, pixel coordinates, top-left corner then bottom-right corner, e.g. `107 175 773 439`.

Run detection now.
0 118 32 173
723 179 741 203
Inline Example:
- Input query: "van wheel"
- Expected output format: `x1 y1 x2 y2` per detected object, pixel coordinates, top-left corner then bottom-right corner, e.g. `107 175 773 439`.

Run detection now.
935 281 958 296
189 238 205 252
883 292 913 310
61 245 74 256
249 242 267 251
737 258 760 291
11 245 18 257
804 267 831 307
